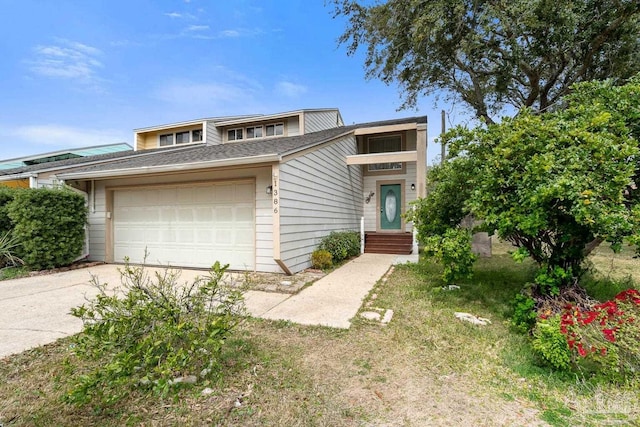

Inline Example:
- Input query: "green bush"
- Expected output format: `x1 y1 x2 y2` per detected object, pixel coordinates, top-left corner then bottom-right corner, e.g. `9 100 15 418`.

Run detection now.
67 259 245 407
512 292 538 333
0 187 20 236
318 231 360 263
7 187 87 270
311 249 333 269
423 227 477 284
532 315 572 370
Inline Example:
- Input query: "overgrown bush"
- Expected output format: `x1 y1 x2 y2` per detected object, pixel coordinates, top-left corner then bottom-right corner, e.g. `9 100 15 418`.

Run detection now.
423 227 477 284
66 259 245 407
560 289 640 380
532 315 572 370
512 292 538 333
318 231 360 263
311 249 333 269
7 187 87 269
0 187 19 236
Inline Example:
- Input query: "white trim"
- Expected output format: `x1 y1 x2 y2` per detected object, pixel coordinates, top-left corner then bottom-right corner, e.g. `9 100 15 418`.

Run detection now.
346 151 418 165
57 154 280 180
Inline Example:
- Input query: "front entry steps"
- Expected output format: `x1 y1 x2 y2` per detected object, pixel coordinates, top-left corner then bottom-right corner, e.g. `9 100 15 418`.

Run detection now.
364 232 413 254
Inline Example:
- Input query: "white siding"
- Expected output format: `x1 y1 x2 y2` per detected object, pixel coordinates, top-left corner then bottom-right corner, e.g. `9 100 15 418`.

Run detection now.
286 116 300 136
362 161 417 232
304 111 341 133
205 120 221 145
279 135 363 273
84 167 279 273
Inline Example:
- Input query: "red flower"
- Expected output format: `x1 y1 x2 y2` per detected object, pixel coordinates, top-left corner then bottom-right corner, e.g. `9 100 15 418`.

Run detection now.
567 339 575 349
580 310 598 325
577 343 587 357
602 328 616 342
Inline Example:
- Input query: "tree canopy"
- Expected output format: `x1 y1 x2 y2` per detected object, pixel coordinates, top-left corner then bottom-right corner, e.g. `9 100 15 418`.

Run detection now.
408 76 640 294
334 0 640 123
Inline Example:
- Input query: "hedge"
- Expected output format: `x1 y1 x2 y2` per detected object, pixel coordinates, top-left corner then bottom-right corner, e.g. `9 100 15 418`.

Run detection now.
318 231 360 263
0 187 20 236
7 187 87 270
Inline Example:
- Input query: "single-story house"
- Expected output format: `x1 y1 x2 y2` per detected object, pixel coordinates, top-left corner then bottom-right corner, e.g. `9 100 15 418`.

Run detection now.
0 109 427 274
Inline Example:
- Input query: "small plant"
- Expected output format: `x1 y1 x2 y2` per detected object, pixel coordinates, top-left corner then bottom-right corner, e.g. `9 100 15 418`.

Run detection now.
318 231 360 263
423 227 477 284
66 257 245 407
532 315 572 370
0 231 23 269
512 292 538 333
560 289 640 379
311 249 333 269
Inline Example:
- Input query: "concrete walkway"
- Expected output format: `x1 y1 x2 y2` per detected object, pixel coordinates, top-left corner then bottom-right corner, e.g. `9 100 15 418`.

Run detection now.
244 253 398 329
0 253 413 358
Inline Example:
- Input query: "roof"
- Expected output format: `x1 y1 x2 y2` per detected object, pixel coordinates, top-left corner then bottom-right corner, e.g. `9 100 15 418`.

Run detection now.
0 143 132 171
57 115 426 180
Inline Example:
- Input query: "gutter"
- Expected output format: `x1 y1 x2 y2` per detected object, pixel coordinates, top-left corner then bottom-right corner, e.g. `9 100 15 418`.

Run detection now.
57 153 281 180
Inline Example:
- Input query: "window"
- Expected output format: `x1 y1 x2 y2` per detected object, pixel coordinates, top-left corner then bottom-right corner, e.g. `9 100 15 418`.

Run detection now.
265 123 284 137
159 133 174 146
158 128 204 147
228 128 243 141
367 134 403 172
176 131 190 144
246 126 263 139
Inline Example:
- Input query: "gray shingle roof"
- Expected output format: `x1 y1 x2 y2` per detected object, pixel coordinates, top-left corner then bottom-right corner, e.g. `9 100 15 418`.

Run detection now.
6 115 426 179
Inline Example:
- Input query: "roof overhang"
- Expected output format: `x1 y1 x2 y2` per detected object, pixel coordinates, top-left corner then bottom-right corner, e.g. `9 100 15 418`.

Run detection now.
345 151 418 165
57 153 280 180
354 122 417 136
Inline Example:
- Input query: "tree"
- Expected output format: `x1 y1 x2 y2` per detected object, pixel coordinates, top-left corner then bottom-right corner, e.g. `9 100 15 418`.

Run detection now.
334 0 640 123
408 76 640 295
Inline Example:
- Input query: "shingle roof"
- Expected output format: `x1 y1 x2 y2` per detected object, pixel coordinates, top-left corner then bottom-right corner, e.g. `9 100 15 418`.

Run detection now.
5 115 426 179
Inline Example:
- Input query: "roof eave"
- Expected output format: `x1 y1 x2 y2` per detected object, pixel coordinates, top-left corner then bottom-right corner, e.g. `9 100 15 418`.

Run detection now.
57 153 281 180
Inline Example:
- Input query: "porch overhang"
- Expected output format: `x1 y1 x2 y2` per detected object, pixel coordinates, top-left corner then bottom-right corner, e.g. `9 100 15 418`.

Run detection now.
345 150 418 165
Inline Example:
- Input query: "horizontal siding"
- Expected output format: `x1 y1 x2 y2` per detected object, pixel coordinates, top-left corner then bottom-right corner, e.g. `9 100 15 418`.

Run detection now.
279 135 363 273
363 161 417 232
84 166 279 273
304 111 340 133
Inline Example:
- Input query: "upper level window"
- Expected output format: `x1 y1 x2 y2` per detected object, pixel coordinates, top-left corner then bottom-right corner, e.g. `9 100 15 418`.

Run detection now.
246 126 263 139
158 128 204 147
228 128 243 141
159 133 174 147
366 134 404 172
265 123 284 137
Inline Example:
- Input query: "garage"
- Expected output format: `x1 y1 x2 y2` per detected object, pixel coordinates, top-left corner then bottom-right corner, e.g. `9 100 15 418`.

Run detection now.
113 181 255 270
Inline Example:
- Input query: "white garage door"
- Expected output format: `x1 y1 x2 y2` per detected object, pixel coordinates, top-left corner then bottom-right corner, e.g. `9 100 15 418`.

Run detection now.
113 181 255 269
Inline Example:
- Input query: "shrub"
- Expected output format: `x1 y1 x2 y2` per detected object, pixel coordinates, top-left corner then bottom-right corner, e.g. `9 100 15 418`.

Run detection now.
7 187 87 269
318 231 360 263
423 227 477 284
560 289 640 379
532 315 572 370
67 259 245 407
512 293 538 333
0 187 19 236
311 249 333 269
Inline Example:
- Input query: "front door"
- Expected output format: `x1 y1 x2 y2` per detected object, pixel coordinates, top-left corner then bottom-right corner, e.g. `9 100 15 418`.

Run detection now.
380 184 402 230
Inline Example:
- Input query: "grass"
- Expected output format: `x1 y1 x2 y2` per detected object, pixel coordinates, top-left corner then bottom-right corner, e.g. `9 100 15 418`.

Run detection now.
1 250 639 426
0 265 29 281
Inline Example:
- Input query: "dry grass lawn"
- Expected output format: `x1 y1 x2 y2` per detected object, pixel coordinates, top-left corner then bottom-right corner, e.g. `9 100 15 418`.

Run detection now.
1 247 639 426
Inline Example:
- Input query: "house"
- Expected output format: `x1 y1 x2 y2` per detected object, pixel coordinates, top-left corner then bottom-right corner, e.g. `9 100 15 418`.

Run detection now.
0 143 132 188
2 109 427 274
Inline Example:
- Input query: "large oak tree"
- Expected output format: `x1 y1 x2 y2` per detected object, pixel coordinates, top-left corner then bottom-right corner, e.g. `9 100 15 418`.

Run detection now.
334 0 640 123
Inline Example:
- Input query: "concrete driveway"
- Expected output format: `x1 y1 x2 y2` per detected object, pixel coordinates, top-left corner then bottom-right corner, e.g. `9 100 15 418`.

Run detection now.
0 254 412 359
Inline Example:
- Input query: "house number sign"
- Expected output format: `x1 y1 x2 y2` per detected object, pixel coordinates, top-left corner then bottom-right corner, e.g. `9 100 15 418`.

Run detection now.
272 180 279 214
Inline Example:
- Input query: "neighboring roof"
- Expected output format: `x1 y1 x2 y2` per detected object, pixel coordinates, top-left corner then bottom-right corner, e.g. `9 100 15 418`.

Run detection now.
58 115 426 180
0 143 132 170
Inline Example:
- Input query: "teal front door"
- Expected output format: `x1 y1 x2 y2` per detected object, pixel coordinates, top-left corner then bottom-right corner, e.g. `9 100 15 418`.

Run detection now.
380 184 402 230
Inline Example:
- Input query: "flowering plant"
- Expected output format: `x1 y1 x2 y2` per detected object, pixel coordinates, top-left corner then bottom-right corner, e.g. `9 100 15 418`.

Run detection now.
560 289 640 378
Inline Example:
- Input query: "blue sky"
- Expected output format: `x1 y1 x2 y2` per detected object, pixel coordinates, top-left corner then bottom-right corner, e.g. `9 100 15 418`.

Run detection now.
0 0 471 164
